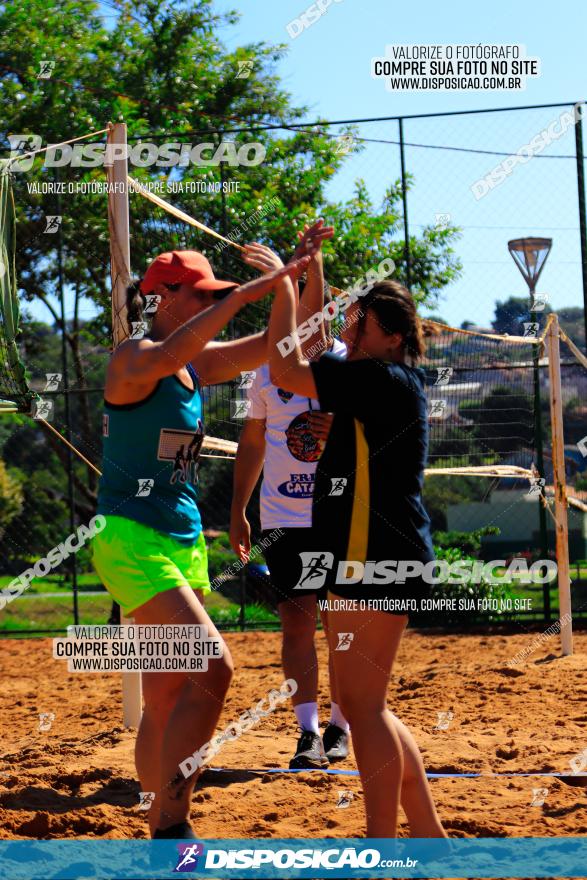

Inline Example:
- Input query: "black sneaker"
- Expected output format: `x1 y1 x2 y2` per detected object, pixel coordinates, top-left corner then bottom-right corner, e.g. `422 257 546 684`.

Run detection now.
289 730 329 769
153 820 197 839
322 723 350 761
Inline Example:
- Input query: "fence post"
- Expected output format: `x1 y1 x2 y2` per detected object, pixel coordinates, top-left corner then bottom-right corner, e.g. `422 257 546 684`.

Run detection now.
398 118 411 292
106 122 131 347
106 122 142 727
574 102 587 349
532 309 550 624
54 171 78 625
546 315 573 656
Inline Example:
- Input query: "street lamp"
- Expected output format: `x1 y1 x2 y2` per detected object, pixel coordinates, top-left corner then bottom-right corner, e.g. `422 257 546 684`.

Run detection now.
508 236 553 621
508 237 552 306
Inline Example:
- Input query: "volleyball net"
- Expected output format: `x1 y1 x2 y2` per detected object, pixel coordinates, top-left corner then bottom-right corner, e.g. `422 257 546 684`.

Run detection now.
120 170 550 557
1 128 584 522
0 162 37 415
1 124 586 663
115 147 587 664
121 168 545 481
121 164 587 484
120 160 587 534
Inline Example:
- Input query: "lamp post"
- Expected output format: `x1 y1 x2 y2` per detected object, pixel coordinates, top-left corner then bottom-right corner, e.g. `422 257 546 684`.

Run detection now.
508 237 552 621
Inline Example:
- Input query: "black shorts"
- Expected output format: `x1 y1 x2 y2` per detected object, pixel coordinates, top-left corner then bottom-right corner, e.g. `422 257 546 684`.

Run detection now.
262 528 327 605
325 556 433 618
327 578 432 617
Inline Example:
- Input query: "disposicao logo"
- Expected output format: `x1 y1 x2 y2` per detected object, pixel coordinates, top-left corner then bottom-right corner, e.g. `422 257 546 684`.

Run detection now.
174 843 204 872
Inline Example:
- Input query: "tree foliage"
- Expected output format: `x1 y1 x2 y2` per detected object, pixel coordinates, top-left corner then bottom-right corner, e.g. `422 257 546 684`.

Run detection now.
459 386 534 456
0 458 24 540
0 0 462 569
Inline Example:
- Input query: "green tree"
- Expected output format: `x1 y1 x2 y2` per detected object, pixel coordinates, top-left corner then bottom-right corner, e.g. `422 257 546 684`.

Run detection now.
491 296 585 349
558 306 586 353
423 475 487 532
492 296 537 335
459 386 534 456
0 459 24 540
0 0 462 561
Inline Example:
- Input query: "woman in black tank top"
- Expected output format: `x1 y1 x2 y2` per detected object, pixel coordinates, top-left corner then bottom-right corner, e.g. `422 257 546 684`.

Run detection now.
267 223 447 841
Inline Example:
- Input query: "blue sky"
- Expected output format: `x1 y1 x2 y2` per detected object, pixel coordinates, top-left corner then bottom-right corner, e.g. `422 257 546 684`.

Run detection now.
216 0 584 120
38 0 586 331
213 0 587 329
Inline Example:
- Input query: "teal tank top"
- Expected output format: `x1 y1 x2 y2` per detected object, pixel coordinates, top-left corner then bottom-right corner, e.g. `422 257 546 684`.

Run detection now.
97 363 204 544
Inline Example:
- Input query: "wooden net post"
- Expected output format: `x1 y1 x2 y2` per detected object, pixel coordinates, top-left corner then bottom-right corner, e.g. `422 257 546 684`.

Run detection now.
106 123 131 347
106 122 143 726
546 314 574 656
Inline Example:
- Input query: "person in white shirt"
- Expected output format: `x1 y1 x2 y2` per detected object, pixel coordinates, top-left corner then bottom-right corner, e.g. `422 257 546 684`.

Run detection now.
230 230 349 769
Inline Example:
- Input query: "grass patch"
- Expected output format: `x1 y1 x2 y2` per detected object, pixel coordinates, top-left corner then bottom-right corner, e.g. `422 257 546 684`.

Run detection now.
0 589 278 634
0 594 113 632
0 572 104 594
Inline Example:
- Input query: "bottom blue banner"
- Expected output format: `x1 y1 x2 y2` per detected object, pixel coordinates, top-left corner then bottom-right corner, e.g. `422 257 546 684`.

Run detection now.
1 837 587 878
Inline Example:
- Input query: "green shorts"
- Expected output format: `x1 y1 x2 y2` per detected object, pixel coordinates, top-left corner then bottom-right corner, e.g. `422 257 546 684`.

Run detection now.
92 515 211 617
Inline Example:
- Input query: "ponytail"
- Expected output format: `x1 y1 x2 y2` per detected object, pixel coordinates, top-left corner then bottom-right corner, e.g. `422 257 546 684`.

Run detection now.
359 280 438 362
126 279 145 333
404 311 427 360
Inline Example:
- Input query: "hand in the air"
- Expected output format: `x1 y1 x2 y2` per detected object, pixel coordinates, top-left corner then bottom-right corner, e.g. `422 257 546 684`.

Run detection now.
292 219 334 262
242 243 284 274
235 256 310 303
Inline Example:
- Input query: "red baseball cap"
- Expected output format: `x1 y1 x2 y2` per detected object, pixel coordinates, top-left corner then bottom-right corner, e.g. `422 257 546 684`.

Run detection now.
140 250 238 295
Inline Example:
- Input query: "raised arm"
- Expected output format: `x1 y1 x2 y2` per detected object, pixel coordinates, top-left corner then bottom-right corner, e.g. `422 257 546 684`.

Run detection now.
194 236 338 385
268 273 317 398
243 224 333 363
192 243 291 387
267 223 333 396
109 261 308 387
191 331 267 386
290 221 332 359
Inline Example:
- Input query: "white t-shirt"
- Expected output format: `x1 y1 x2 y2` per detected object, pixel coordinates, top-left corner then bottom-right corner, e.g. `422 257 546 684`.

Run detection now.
246 339 346 530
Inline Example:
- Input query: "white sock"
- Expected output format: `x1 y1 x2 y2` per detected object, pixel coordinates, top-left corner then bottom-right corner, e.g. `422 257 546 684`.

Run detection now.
294 702 320 734
329 702 350 733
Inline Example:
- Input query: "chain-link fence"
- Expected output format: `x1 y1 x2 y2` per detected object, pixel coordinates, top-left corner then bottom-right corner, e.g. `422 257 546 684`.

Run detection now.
1 101 586 635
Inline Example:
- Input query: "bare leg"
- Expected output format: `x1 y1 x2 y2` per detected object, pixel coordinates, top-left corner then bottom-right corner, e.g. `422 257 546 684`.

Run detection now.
324 600 445 837
326 603 407 837
392 714 447 837
320 609 349 733
278 594 318 708
319 608 339 707
135 670 183 835
133 590 206 834
133 586 233 834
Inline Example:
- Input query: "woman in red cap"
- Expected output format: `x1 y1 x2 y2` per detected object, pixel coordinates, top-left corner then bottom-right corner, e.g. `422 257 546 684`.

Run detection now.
92 249 309 839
